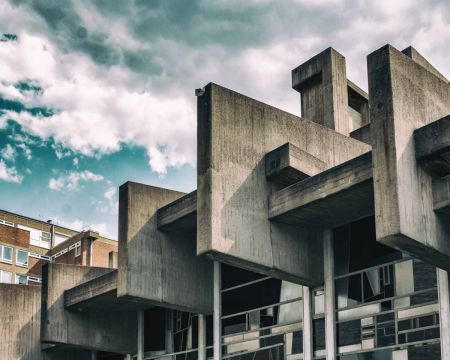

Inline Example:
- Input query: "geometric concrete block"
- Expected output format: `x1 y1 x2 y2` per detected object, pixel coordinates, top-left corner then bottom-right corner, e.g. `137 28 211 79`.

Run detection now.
157 190 197 231
41 263 137 354
369 44 450 270
118 182 213 314
414 115 450 177
265 142 327 188
197 83 370 286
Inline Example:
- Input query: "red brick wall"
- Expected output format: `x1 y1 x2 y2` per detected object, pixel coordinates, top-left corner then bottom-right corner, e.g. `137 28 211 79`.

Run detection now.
92 240 118 268
0 224 29 247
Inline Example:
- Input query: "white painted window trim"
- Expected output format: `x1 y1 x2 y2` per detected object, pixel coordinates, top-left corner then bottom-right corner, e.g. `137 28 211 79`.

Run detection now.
16 249 29 268
0 244 13 264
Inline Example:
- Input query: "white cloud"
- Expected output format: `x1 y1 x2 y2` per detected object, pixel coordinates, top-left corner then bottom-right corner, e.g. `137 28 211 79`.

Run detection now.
16 143 32 160
48 170 104 192
54 218 114 239
1 144 17 161
72 157 79 166
0 159 23 183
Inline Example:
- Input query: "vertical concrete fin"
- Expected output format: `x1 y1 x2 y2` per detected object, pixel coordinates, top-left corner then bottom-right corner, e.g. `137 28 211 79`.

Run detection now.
292 47 349 136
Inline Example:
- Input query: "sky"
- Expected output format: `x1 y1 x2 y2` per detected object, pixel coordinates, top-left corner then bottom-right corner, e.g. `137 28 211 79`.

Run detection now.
0 0 449 239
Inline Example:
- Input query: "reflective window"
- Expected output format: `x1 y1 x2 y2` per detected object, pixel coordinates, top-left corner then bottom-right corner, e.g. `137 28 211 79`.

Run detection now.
15 274 28 285
0 270 12 283
0 244 13 263
16 249 29 267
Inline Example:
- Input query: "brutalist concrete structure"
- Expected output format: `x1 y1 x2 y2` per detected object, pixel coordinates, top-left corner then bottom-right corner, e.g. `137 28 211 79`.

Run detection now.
1 44 449 360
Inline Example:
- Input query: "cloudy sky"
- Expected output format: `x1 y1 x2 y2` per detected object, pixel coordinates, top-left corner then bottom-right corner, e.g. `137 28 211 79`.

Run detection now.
0 0 448 239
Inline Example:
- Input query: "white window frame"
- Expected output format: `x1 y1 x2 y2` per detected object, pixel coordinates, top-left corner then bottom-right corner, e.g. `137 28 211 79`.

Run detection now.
15 274 28 285
16 249 29 268
0 244 13 264
0 219 14 227
27 275 42 284
74 242 81 257
29 252 52 261
0 269 12 283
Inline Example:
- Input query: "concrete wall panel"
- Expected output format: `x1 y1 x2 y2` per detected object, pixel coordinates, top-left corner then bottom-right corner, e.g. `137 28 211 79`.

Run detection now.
41 263 136 353
117 182 213 314
197 83 370 286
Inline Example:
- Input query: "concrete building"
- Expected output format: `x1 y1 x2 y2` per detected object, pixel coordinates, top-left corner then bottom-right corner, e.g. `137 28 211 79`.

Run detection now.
1 44 449 360
0 209 117 285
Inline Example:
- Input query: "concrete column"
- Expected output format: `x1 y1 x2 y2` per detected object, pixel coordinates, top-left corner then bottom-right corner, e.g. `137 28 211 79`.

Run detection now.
438 269 450 359
91 350 97 360
125 355 132 360
302 286 313 360
323 230 336 360
198 313 207 360
213 261 222 360
137 309 145 360
165 309 174 355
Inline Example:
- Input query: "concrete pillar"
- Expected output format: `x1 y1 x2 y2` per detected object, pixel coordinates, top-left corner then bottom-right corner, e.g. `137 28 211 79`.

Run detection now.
323 230 336 360
302 286 313 360
137 309 145 360
438 269 450 359
165 309 174 355
198 313 207 360
91 350 97 360
125 355 132 360
213 261 222 360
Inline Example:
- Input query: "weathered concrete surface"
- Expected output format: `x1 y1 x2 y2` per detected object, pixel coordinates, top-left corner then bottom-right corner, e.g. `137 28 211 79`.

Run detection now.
265 142 327 188
269 152 373 228
414 115 450 177
197 83 370 286
292 47 350 136
0 284 42 360
157 190 197 231
41 263 137 353
118 182 213 314
369 44 450 270
402 46 449 84
433 175 450 215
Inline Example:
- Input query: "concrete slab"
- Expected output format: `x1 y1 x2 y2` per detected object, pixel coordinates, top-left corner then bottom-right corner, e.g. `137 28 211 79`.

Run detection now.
197 83 370 286
157 190 197 231
269 152 373 228
369 44 450 270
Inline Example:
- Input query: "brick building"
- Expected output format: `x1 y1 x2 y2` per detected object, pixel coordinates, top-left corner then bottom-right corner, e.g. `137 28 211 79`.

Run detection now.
0 209 117 286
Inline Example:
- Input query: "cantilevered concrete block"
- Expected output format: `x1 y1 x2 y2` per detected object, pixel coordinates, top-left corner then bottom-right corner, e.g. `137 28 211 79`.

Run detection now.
433 175 450 215
118 182 213 314
369 45 450 270
414 115 450 177
197 83 370 286
41 263 136 353
265 143 327 187
292 47 349 135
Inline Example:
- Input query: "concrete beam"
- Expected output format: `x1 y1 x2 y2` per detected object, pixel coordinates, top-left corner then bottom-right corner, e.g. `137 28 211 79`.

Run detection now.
265 143 327 187
269 152 373 228
118 182 213 314
402 46 449 84
369 44 450 271
414 115 450 177
64 270 118 310
197 83 370 286
157 190 197 231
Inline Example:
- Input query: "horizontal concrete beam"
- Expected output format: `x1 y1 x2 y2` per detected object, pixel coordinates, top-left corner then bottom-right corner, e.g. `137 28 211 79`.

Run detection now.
156 190 197 231
265 143 327 187
433 175 450 215
269 152 373 228
64 270 118 310
414 115 450 177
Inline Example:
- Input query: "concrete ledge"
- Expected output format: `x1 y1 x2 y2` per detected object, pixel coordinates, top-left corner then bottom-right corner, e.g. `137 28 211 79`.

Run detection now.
433 175 450 215
414 115 450 177
64 270 118 310
269 152 373 228
157 190 197 231
265 143 327 187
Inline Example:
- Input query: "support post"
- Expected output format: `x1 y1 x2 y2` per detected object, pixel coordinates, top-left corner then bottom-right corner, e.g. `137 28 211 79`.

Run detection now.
438 269 450 359
91 350 97 360
213 261 222 360
302 286 313 360
137 309 145 360
198 314 207 360
165 309 174 356
323 230 336 360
